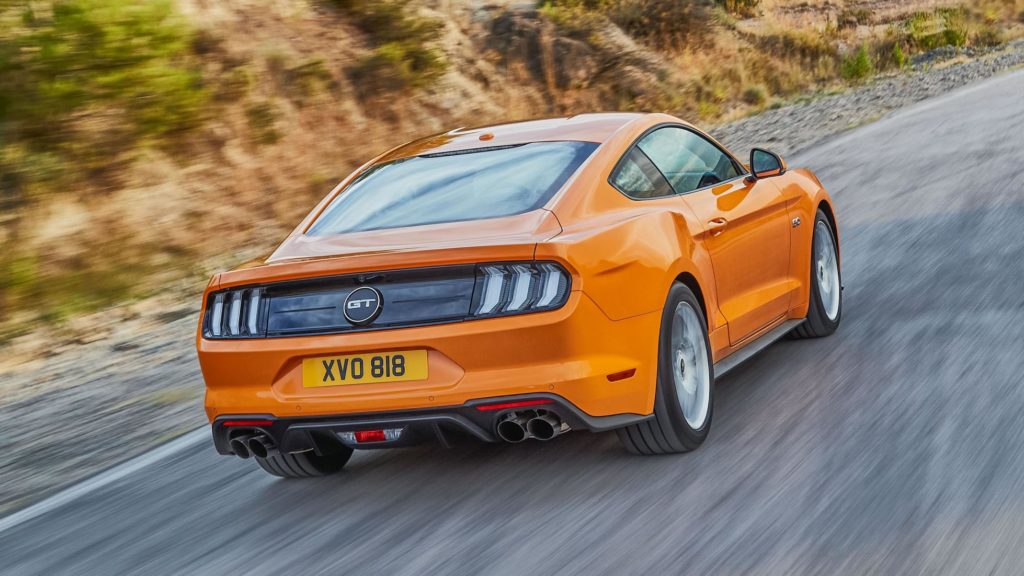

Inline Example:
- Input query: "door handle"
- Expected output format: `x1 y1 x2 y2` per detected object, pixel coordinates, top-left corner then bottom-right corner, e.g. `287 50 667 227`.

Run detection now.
707 217 728 236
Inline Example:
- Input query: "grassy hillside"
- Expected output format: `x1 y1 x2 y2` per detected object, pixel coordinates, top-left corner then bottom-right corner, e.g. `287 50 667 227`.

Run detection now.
1 0 1022 338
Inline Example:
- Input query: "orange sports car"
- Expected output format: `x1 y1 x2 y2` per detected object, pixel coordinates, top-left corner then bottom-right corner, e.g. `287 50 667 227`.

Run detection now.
196 113 842 477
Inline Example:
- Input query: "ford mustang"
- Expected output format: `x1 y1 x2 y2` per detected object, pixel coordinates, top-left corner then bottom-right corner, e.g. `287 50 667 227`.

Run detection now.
196 113 842 477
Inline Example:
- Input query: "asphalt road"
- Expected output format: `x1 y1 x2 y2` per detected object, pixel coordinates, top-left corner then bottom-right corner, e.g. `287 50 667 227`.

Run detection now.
3 70 1024 576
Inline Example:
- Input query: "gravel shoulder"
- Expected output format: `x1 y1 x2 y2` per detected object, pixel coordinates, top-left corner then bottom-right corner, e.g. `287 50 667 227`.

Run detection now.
714 39 1024 156
2 39 1023 516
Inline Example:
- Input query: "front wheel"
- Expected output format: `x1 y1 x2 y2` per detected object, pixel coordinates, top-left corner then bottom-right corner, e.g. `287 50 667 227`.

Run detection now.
617 283 714 455
791 208 842 339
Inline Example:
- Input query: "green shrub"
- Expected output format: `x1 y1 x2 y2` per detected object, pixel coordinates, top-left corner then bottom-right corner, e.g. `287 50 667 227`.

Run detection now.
0 0 208 210
0 241 183 323
0 0 207 147
941 9 969 47
892 42 907 69
0 0 209 319
741 84 767 106
973 23 1005 47
538 0 609 39
286 58 335 100
613 0 712 49
350 42 447 93
717 0 760 18
541 0 716 49
330 0 448 91
217 66 253 101
841 44 874 81
907 9 968 50
756 28 839 73
838 7 872 27
245 101 280 145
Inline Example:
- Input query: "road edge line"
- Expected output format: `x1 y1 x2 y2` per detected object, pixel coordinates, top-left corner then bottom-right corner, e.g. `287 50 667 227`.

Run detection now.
0 427 208 535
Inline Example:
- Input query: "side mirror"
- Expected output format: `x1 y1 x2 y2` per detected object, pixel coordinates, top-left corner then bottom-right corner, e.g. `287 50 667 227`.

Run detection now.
749 148 786 179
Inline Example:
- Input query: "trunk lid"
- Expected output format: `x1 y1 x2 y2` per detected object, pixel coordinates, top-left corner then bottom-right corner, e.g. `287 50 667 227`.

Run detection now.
218 209 562 288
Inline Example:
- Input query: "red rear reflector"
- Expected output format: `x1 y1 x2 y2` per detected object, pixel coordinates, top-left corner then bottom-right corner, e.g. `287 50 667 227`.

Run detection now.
222 419 273 427
475 399 553 412
354 429 387 443
606 368 636 382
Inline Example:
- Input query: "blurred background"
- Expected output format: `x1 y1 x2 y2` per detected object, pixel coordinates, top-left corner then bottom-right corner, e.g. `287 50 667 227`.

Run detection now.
1 0 1024 550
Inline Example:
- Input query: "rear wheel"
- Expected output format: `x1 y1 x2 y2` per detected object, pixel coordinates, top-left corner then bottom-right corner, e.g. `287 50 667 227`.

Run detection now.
617 283 713 455
791 209 842 339
255 449 353 478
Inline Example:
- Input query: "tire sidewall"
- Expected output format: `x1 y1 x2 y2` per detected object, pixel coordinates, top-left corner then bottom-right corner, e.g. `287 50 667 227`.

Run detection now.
654 284 714 446
807 209 842 332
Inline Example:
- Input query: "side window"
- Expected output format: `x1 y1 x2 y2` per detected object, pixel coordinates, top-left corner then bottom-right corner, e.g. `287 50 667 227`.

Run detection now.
636 127 742 194
610 147 674 199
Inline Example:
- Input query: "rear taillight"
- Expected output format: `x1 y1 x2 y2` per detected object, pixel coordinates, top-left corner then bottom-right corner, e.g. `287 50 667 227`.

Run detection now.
202 262 571 339
205 287 265 339
471 262 570 318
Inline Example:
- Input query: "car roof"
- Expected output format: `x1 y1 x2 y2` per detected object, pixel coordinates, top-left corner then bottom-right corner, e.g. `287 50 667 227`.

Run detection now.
376 113 646 163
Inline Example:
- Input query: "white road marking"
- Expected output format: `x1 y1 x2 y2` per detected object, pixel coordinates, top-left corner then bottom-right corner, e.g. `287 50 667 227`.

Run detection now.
0 427 208 535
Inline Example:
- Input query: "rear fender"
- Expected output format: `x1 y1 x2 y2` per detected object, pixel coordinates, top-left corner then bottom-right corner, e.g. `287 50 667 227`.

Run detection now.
537 210 722 332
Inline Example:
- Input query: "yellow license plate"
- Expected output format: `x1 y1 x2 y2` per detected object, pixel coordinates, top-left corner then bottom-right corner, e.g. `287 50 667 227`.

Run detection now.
302 350 428 387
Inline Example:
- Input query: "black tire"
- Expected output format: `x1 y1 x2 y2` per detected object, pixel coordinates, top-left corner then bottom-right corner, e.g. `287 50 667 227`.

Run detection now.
791 208 842 339
617 283 714 455
255 448 353 478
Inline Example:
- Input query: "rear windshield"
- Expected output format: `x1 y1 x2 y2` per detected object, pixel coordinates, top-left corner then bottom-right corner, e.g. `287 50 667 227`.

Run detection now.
307 141 598 235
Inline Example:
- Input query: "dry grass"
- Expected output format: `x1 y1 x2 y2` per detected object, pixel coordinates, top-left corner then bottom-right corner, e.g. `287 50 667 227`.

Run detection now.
1 0 1022 335
538 0 1024 120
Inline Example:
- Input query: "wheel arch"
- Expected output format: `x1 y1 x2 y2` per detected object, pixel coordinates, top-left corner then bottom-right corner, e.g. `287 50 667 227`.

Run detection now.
673 271 709 327
815 197 840 261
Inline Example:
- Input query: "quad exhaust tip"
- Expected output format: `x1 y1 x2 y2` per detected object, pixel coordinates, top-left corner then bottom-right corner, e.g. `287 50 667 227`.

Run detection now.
246 435 277 459
496 410 565 443
229 434 254 459
496 415 530 443
526 413 562 441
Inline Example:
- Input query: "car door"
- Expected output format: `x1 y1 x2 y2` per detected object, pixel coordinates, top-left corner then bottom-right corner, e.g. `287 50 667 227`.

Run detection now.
634 126 793 345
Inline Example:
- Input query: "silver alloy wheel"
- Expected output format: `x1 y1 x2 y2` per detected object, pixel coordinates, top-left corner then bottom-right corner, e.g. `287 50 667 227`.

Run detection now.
670 302 710 429
814 220 841 321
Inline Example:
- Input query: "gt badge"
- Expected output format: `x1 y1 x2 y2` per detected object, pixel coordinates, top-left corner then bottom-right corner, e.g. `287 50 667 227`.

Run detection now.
344 286 383 326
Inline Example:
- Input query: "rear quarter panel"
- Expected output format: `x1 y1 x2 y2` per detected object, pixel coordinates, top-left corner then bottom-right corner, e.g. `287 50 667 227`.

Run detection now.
541 113 734 356
538 196 728 357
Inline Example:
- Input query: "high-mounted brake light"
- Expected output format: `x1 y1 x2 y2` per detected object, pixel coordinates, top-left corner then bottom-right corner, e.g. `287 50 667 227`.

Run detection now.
470 262 570 318
475 399 553 412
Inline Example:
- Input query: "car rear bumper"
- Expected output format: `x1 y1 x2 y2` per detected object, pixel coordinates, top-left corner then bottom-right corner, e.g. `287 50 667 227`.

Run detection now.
211 393 653 454
199 291 661 422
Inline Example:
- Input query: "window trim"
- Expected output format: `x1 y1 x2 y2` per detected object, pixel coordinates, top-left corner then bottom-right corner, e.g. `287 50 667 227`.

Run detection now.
608 146 676 201
608 122 749 201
